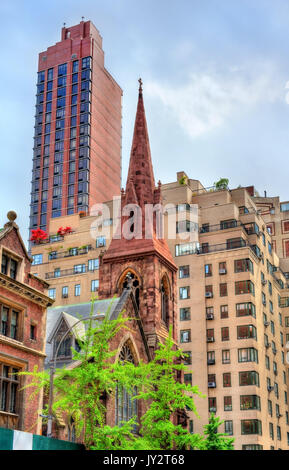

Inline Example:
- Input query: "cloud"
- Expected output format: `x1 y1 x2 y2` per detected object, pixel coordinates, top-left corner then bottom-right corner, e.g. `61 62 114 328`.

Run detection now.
146 63 283 138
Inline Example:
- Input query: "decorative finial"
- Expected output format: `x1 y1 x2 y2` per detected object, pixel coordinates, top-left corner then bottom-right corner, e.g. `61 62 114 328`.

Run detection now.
138 78 143 93
63 22 66 27
81 16 85 21
7 211 17 223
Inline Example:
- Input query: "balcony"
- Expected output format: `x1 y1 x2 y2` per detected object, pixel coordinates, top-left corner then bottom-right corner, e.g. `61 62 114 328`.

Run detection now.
197 239 257 256
48 245 93 261
200 220 241 233
45 265 98 280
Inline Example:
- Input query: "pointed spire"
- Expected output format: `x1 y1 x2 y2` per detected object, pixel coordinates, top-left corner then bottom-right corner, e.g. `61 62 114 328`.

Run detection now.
125 79 155 206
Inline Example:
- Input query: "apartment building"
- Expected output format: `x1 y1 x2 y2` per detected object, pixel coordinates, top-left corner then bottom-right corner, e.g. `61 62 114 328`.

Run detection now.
29 21 122 241
30 173 289 449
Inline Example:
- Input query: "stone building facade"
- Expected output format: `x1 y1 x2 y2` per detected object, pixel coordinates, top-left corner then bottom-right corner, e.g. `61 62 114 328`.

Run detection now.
0 212 53 434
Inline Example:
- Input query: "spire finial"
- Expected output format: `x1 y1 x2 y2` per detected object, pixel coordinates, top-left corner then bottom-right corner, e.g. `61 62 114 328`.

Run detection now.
138 78 143 93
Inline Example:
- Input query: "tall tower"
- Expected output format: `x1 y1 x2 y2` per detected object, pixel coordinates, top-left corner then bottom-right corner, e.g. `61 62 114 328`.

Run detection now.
99 81 178 353
30 21 122 240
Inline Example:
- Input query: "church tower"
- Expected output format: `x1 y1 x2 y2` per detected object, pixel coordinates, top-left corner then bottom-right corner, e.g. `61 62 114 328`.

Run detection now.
99 80 178 353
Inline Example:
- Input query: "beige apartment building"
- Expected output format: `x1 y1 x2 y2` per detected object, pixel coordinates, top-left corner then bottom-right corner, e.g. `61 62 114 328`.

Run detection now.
31 172 289 450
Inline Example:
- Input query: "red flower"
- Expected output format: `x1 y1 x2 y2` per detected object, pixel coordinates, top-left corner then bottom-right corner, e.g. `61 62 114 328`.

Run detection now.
30 228 48 243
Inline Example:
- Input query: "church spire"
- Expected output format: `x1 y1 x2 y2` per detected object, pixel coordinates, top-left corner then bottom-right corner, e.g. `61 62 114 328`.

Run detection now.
125 79 156 207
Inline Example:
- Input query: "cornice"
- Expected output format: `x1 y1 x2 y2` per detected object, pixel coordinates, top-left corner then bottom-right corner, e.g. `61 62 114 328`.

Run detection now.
0 273 54 308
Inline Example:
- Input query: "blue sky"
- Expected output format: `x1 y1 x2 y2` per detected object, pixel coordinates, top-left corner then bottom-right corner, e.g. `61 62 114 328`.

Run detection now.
1 0 289 239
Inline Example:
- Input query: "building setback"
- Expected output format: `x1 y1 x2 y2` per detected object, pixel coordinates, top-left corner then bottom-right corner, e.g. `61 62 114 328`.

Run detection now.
30 21 122 241
0 211 53 434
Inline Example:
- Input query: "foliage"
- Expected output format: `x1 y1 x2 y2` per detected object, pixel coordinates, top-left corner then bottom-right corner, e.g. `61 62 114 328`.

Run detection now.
178 175 187 186
199 413 234 450
133 328 203 450
57 226 72 236
19 300 144 450
19 302 232 451
214 178 229 191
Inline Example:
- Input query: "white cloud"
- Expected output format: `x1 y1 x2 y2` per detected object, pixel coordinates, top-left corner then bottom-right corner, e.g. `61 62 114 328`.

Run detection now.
146 64 283 138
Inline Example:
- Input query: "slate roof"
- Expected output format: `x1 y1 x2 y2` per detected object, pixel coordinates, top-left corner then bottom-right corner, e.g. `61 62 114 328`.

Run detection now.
45 293 129 368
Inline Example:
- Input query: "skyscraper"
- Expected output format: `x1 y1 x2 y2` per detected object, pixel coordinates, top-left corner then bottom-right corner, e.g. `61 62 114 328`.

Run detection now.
30 21 122 241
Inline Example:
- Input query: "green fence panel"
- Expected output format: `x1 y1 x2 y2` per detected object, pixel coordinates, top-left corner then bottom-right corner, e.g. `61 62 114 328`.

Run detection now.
32 434 84 450
0 428 14 450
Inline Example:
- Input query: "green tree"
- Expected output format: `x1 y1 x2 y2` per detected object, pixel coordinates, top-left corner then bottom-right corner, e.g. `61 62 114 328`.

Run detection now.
200 413 234 450
214 178 229 191
133 328 203 450
20 300 148 450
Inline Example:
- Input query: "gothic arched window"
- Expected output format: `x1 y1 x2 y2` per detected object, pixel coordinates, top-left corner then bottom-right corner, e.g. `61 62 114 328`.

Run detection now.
115 342 138 426
122 271 140 310
161 276 169 328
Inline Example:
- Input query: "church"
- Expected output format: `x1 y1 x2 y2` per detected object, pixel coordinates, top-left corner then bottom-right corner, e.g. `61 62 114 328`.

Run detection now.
46 81 183 439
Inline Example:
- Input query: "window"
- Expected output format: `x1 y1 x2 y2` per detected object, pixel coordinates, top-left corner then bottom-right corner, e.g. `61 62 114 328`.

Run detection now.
180 307 190 321
235 280 255 295
236 302 256 318
224 420 233 435
208 374 216 387
221 219 237 230
209 397 216 413
74 264 86 274
222 350 230 364
238 348 258 363
179 265 190 279
207 329 214 342
175 242 200 256
277 426 281 441
91 280 99 292
183 351 192 365
223 373 231 387
219 262 227 274
220 305 228 319
221 327 229 341
180 330 191 343
281 202 289 212
88 259 99 271
48 288 56 299
184 373 192 385
74 284 81 297
242 445 263 450
241 420 262 435
1 253 18 279
0 363 20 414
239 371 259 386
205 264 212 277
234 259 254 274
30 324 36 340
116 343 137 426
237 324 257 340
205 285 213 297
180 286 190 299
0 304 19 340
62 286 68 298
207 351 215 365
240 395 261 411
220 283 227 297
224 396 232 411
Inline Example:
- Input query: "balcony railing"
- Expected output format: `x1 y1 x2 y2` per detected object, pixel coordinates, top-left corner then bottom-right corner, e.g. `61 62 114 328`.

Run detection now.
45 265 98 280
48 245 93 260
197 239 257 256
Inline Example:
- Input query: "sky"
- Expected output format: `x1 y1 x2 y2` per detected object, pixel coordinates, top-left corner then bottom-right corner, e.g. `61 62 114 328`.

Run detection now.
1 0 289 240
